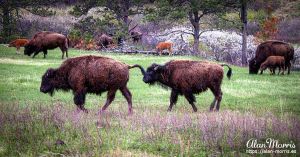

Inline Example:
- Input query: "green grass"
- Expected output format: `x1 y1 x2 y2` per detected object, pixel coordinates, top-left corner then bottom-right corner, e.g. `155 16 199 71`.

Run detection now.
0 45 299 156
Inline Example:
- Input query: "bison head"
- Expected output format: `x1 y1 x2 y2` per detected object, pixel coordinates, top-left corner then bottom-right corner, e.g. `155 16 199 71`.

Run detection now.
40 68 56 96
24 44 35 56
143 63 164 84
249 58 260 74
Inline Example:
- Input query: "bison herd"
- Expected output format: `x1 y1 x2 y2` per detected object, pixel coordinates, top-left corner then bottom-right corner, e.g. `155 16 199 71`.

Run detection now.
6 31 295 113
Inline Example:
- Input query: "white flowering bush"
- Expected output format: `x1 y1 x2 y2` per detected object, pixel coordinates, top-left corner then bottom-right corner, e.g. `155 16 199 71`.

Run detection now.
200 30 258 65
143 27 258 64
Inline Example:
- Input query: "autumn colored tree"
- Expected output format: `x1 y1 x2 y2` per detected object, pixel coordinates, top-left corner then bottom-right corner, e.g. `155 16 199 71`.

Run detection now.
255 16 279 42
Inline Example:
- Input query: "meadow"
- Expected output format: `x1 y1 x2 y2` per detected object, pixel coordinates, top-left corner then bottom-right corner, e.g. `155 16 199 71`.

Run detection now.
0 45 299 156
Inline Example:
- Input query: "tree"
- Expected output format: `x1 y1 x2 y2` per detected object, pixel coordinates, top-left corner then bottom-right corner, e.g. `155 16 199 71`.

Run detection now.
240 0 247 66
146 0 239 54
0 0 59 42
69 0 151 43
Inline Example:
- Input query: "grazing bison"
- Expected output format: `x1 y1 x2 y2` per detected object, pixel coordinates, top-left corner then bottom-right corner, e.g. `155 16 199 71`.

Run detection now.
156 42 173 55
40 55 144 113
130 31 142 43
24 31 69 59
97 34 114 48
137 60 232 112
249 40 294 74
8 39 29 54
260 56 285 75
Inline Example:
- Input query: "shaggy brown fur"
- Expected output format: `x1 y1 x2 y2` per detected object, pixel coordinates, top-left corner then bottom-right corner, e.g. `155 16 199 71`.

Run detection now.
8 39 29 54
260 56 285 75
24 31 69 59
249 40 294 74
97 34 114 48
140 60 232 112
40 55 145 113
156 42 173 55
130 31 142 43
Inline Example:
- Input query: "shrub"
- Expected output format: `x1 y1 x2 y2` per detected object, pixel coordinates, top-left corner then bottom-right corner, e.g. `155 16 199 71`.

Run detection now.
276 18 300 43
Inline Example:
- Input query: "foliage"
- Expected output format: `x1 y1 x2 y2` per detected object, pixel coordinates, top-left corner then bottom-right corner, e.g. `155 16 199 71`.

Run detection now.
200 31 257 65
0 0 62 42
144 0 240 53
276 18 300 43
255 16 279 42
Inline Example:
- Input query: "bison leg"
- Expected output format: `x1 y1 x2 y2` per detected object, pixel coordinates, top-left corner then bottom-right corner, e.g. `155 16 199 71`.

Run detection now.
66 50 68 58
183 92 197 112
59 47 67 59
100 89 117 113
16 47 20 54
168 89 179 111
287 62 291 74
215 91 223 111
278 66 281 75
74 90 88 113
43 50 48 58
32 51 39 58
210 86 222 111
120 86 133 114
168 48 172 56
209 99 216 111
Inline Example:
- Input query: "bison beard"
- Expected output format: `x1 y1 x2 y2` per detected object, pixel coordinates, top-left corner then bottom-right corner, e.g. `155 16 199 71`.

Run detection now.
40 55 145 114
140 60 232 112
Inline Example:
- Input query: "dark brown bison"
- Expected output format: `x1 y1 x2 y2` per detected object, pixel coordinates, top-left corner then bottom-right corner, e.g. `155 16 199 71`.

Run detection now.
24 31 69 59
40 55 144 113
97 34 114 48
260 56 285 75
249 40 294 74
130 31 142 43
138 60 232 112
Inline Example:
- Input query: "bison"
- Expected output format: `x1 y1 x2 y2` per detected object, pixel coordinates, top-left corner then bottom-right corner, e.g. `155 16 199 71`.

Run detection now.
260 56 285 75
130 31 142 43
156 42 173 55
249 40 294 74
138 60 232 112
24 31 69 59
8 39 29 54
40 55 144 113
97 34 114 48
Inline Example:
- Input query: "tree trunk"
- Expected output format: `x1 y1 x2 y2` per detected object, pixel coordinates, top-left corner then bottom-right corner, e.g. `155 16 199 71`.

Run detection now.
193 24 200 54
2 7 11 42
241 0 247 66
189 11 200 54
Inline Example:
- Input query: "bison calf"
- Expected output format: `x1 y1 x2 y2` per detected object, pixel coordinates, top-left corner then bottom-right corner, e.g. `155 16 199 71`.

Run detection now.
8 39 29 54
138 60 232 112
40 55 144 113
156 42 173 56
260 56 285 75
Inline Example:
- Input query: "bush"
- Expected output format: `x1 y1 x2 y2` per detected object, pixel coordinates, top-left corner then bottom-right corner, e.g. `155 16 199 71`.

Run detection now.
276 18 300 43
200 30 257 65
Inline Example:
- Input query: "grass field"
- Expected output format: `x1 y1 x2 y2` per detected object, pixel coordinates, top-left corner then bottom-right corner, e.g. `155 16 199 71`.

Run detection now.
0 45 299 156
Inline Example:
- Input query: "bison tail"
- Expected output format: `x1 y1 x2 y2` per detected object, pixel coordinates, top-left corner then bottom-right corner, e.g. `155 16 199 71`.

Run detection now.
128 64 146 75
221 64 232 80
